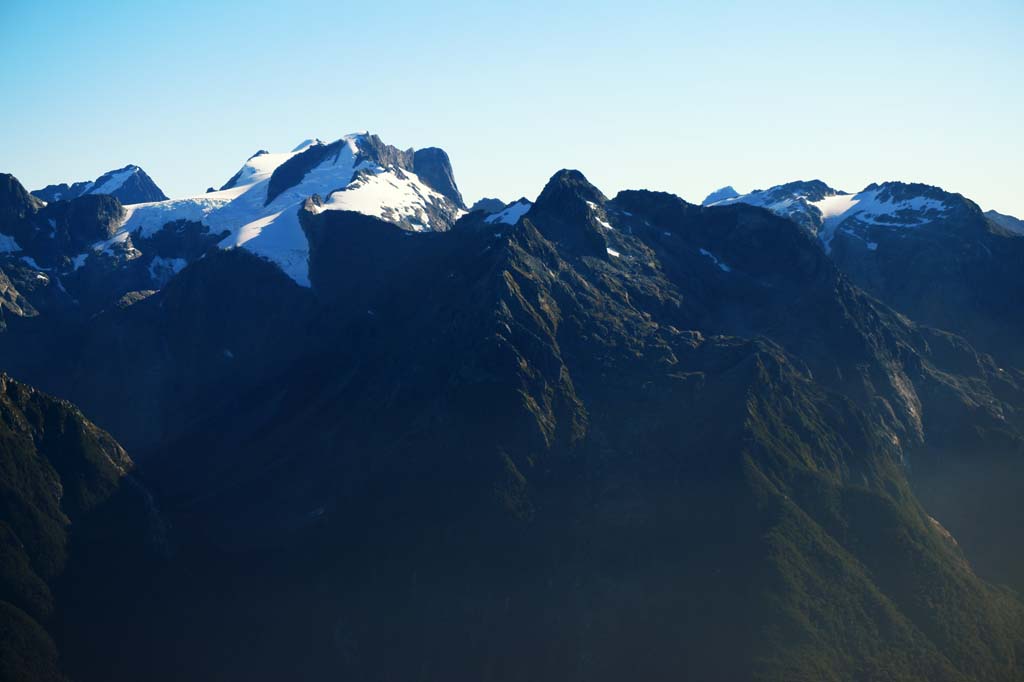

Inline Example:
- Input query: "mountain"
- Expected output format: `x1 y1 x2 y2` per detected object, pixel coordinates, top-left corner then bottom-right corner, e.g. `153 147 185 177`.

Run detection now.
701 185 739 205
986 209 1024 235
118 133 466 285
33 165 168 204
705 179 848 235
0 163 1022 680
708 180 1024 366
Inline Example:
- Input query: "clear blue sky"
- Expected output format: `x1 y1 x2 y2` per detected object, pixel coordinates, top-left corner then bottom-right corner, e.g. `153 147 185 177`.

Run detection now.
1 0 1021 215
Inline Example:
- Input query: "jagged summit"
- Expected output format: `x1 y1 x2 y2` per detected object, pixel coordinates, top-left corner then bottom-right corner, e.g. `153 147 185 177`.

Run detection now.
527 170 611 256
533 169 608 214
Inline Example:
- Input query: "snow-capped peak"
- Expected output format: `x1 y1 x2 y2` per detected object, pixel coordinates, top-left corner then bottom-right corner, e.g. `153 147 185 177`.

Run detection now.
701 186 739 206
114 132 465 286
706 180 844 235
84 165 140 196
814 183 951 252
33 164 168 204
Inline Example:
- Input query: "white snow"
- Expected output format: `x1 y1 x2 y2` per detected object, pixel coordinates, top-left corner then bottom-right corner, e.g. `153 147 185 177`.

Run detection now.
866 242 878 251
322 166 453 232
86 167 137 196
122 196 233 238
0 234 22 253
92 231 131 254
291 138 324 152
812 193 860 221
812 187 949 252
485 200 532 225
148 256 188 284
699 248 732 272
585 200 614 230
71 253 89 270
606 247 621 258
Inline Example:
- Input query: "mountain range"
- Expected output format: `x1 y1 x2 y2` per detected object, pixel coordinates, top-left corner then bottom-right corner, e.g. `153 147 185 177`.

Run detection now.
705 180 1024 366
1 133 1023 681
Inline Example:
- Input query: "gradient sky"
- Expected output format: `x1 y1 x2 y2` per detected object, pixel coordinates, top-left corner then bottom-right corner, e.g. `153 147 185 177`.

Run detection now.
1 0 1021 215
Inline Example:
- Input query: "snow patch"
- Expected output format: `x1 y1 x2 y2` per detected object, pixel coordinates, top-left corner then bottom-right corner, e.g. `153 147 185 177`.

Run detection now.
699 248 732 272
485 200 532 225
813 187 949 253
148 256 188 285
322 166 453 232
291 138 324 153
86 167 137 196
0 234 22 253
21 256 45 270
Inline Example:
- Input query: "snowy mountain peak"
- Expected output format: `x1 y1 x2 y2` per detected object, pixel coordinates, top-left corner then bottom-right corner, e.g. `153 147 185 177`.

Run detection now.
33 165 168 204
705 180 844 235
115 132 466 286
701 186 739 206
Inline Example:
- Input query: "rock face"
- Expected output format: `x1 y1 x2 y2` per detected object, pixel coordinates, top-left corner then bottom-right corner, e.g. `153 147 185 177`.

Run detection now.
0 374 147 682
412 147 466 209
33 165 168 204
